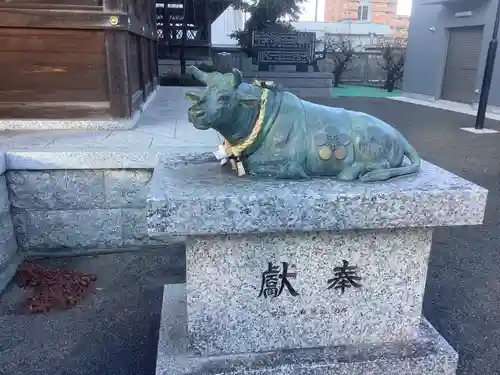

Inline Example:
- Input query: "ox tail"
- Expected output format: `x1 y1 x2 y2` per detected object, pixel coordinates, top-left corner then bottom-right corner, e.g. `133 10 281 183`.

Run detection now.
359 137 421 182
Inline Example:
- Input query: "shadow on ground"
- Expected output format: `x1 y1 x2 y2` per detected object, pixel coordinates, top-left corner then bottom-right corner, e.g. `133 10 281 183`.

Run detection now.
0 98 499 375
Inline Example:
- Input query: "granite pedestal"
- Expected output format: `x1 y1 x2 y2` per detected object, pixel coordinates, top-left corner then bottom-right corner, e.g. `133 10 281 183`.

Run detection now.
147 156 487 375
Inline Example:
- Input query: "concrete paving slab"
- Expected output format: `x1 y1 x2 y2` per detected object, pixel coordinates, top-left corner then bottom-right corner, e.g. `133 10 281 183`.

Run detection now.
45 131 113 148
101 131 154 149
172 125 221 147
0 133 59 150
134 125 177 138
149 137 206 149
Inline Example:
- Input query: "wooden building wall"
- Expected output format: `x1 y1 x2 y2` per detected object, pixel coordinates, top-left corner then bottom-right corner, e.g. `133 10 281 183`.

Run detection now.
0 0 159 120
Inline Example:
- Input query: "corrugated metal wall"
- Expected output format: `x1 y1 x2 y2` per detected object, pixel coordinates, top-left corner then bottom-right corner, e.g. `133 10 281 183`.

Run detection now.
441 26 484 103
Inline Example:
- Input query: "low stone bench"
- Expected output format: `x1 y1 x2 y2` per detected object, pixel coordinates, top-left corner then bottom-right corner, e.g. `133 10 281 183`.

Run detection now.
146 156 487 374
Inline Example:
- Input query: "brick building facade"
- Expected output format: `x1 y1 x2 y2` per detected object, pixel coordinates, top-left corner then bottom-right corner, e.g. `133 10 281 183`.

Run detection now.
323 0 409 38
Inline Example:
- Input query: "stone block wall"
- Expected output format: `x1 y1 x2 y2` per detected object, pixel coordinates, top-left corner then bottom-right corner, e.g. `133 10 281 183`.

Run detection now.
7 169 170 253
0 164 19 292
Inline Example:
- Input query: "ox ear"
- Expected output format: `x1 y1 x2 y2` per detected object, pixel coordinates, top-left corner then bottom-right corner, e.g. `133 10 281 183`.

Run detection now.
232 68 244 88
185 91 202 104
237 92 260 108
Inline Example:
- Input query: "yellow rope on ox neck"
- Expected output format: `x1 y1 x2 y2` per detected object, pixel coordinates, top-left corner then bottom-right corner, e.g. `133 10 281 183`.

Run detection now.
223 88 269 158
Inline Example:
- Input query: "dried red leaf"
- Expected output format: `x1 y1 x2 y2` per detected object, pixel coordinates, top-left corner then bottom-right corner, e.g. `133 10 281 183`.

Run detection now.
14 262 97 314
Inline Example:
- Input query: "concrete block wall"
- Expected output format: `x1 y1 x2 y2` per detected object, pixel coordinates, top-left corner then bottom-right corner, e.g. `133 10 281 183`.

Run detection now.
0 153 20 292
7 169 171 253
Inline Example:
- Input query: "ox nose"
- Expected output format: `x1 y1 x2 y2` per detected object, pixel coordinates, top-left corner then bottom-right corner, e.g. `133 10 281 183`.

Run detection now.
188 108 206 123
193 109 206 119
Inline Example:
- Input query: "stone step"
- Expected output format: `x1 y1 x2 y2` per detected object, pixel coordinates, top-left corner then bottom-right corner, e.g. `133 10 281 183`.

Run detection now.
155 283 458 375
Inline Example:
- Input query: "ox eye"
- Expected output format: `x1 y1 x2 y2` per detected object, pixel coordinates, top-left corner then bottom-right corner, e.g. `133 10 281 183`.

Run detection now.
218 95 230 103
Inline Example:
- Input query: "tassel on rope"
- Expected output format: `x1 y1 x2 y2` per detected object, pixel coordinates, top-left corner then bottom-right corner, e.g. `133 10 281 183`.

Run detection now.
229 157 237 170
236 157 246 176
214 144 228 160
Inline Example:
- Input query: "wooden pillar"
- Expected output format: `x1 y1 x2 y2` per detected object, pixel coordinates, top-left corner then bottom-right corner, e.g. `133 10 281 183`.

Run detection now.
102 0 130 119
105 31 132 118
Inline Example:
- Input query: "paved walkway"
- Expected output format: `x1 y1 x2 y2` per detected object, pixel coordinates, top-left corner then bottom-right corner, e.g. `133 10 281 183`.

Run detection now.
0 87 220 154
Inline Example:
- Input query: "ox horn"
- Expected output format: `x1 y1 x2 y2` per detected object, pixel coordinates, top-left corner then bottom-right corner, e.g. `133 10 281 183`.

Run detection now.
186 65 209 84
